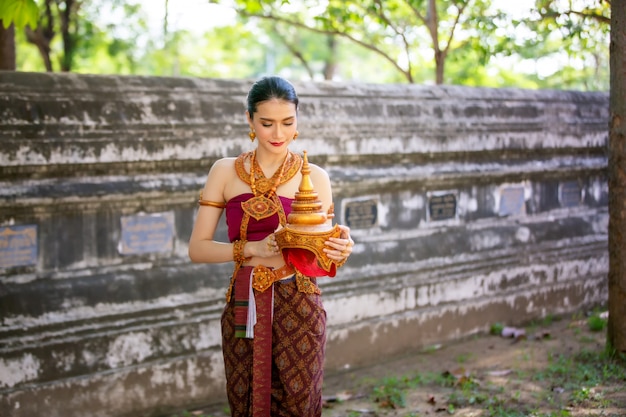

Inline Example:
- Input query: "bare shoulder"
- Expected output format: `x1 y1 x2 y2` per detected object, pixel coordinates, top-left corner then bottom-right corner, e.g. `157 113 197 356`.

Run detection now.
207 157 236 177
308 162 329 175
211 157 237 170
308 162 331 184
306 162 333 206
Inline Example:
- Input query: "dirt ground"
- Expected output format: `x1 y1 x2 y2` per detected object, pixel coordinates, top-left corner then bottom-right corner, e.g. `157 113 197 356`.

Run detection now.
184 313 626 417
320 314 626 417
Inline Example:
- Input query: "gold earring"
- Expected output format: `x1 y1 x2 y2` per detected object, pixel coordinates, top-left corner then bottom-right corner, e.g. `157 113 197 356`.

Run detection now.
293 131 299 140
249 131 256 142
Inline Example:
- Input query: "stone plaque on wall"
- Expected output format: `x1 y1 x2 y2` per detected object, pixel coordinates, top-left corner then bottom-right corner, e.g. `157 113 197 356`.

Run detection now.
119 212 175 255
343 198 378 229
428 193 457 221
559 181 582 208
0 225 38 269
499 186 526 217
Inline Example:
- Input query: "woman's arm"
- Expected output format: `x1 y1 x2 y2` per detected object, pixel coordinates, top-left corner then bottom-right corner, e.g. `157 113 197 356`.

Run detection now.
188 158 283 264
188 159 234 264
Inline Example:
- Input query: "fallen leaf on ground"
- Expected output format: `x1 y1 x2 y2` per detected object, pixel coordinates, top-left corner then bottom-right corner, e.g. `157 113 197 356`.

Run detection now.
486 369 513 376
324 391 355 402
347 408 377 415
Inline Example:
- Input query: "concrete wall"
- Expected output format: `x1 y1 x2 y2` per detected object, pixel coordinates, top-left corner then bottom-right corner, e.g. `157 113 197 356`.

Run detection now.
0 72 609 417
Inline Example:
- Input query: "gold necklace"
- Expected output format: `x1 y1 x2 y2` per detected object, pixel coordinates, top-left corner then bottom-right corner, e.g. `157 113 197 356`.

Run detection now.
241 151 290 221
249 150 289 196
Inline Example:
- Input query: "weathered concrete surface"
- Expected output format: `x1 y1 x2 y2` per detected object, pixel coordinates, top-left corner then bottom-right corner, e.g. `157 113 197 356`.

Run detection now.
0 72 609 416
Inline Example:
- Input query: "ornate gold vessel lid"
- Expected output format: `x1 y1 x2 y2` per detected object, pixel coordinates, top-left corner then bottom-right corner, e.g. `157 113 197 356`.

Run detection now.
287 150 334 227
275 150 343 277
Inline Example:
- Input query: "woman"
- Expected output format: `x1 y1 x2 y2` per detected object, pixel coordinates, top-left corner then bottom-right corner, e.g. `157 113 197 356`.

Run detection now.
188 76 354 417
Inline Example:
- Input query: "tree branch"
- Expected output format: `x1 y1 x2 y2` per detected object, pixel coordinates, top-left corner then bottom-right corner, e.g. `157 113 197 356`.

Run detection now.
238 9 413 82
441 1 467 58
272 25 315 79
372 0 413 80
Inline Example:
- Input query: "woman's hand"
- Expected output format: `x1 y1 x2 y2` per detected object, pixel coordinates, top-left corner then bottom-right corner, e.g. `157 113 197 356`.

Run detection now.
250 233 280 258
324 224 354 262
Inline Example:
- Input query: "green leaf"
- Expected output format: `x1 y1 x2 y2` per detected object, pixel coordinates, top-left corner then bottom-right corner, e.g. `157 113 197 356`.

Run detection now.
0 0 39 29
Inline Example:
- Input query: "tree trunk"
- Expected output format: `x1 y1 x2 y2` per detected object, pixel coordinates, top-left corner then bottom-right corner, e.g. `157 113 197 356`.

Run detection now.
25 0 55 72
0 21 16 70
608 0 626 356
25 25 53 72
60 0 75 72
323 35 338 81
426 0 443 85
434 49 444 85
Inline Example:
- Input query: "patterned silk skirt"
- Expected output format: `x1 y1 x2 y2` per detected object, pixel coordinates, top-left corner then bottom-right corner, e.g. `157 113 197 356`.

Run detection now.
221 267 327 417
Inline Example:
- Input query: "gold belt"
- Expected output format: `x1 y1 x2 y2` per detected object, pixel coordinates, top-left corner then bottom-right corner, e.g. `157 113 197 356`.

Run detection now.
252 264 295 292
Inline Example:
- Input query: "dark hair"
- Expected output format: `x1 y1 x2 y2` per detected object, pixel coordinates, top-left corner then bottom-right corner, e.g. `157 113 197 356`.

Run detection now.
246 76 299 119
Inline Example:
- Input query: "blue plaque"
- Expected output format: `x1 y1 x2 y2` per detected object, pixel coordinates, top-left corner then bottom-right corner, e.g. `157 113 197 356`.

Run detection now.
119 212 175 255
344 199 378 229
0 225 38 269
499 186 526 217
559 181 582 208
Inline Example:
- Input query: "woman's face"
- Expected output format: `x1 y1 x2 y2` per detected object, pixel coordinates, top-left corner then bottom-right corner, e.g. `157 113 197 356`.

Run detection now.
247 99 298 154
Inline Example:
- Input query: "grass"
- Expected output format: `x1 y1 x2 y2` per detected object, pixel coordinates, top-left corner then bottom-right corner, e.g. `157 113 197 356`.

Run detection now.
370 377 407 409
322 314 626 417
442 341 623 416
587 311 607 332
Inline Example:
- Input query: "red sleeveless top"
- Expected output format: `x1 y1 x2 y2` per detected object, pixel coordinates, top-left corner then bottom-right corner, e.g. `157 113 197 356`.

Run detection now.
225 193 294 242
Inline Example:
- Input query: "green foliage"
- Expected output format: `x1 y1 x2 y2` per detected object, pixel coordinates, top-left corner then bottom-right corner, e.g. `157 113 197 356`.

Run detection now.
70 1 150 74
344 323 623 416
168 25 266 79
534 348 626 400
0 0 38 29
512 0 610 91
13 0 151 73
218 0 610 89
225 0 502 84
455 353 473 364
15 26 42 70
12 0 611 90
439 345 625 416
587 312 607 332
370 376 407 409
490 322 505 336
